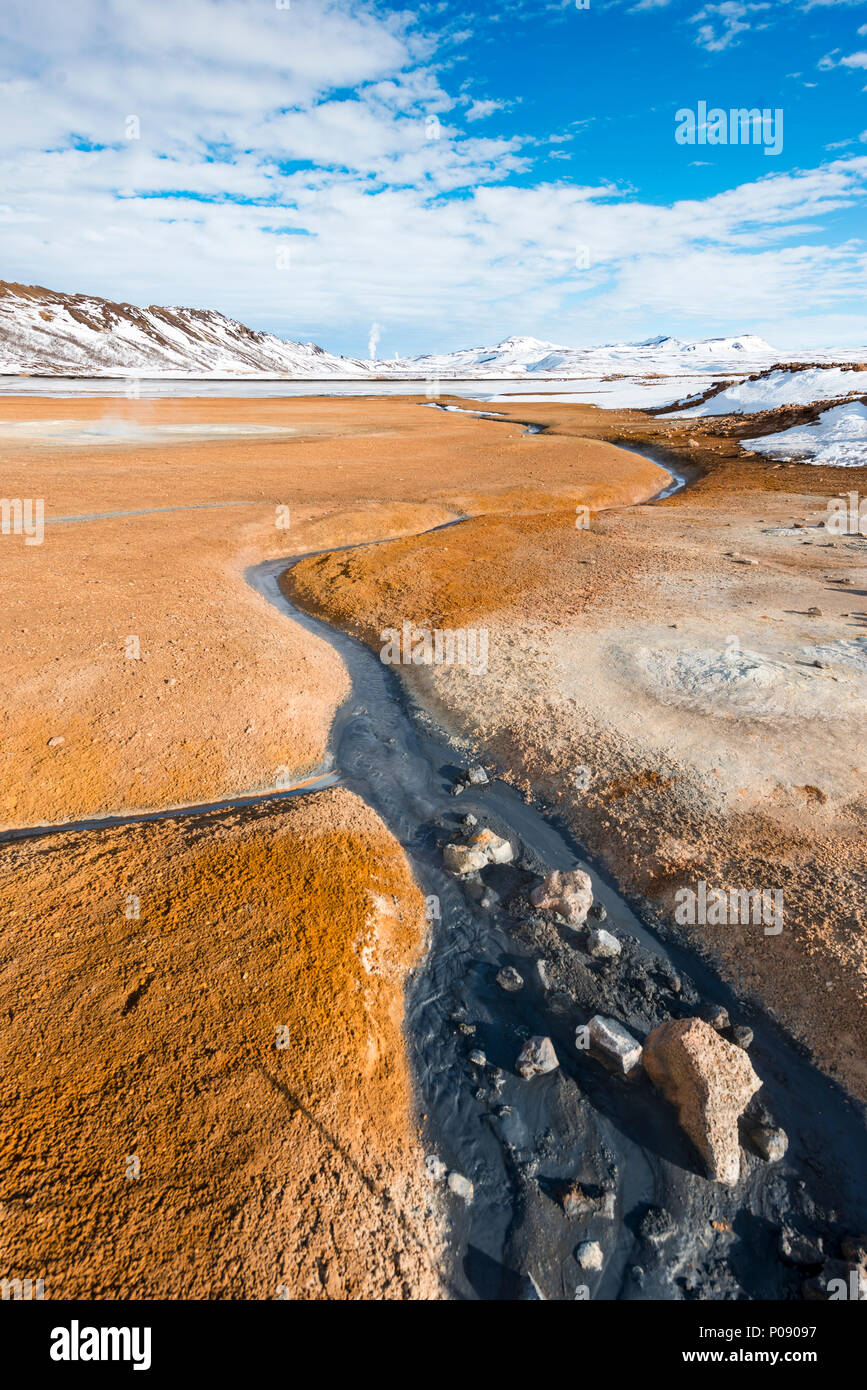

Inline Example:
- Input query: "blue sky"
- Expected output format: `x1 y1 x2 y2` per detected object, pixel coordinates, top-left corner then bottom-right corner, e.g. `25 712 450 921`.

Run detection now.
1 0 866 355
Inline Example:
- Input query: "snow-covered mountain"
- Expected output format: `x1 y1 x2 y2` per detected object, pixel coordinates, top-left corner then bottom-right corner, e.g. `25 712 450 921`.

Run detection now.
397 332 780 379
0 281 372 378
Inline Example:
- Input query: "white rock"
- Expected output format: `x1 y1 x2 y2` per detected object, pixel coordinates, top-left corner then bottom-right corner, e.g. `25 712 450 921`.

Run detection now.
585 1015 643 1075
470 828 514 864
516 1035 559 1078
447 1171 474 1203
576 1240 604 1271
425 1154 447 1183
443 842 488 875
587 927 622 959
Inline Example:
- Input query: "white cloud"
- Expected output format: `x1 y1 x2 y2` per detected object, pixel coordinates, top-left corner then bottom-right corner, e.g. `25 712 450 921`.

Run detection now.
690 1 769 53
0 0 865 352
465 99 511 123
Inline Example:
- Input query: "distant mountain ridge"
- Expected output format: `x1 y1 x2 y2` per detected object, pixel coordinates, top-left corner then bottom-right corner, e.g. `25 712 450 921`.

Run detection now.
0 281 372 378
0 279 826 380
397 332 780 378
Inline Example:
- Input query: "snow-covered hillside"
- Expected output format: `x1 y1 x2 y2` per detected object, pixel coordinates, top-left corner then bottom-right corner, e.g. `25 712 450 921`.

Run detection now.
0 281 372 377
668 365 867 417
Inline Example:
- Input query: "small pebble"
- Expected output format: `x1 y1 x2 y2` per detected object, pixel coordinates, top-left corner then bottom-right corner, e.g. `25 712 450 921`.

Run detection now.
752 1125 788 1163
496 965 524 993
424 1154 447 1183
447 1172 474 1203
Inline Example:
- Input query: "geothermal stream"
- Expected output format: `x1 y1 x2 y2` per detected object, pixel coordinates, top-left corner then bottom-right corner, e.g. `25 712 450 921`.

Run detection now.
249 467 867 1301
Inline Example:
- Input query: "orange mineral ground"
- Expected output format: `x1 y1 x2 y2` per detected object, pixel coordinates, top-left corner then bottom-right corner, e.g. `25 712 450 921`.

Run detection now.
0 789 448 1299
0 394 666 827
2 391 865 1297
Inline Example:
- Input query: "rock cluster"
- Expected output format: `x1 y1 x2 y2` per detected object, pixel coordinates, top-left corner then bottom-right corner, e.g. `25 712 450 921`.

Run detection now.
443 827 513 875
450 765 489 795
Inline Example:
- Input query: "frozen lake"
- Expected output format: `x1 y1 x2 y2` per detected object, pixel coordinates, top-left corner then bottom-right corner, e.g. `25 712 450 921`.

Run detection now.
0 373 713 410
0 376 572 400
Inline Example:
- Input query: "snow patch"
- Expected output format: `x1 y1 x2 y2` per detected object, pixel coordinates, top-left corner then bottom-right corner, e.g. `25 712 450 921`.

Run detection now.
744 401 867 467
668 367 867 418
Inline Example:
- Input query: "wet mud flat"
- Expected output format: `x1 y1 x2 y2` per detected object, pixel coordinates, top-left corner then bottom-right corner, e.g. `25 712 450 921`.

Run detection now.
254 553 867 1303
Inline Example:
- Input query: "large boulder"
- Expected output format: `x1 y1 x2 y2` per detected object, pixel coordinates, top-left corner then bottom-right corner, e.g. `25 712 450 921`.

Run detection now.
530 868 594 926
643 1018 761 1184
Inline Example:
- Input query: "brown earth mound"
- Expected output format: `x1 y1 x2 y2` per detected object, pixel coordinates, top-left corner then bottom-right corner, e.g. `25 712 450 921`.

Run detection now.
0 788 446 1298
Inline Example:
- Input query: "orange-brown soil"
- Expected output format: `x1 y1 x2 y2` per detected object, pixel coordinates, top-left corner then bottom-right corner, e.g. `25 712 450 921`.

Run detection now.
0 788 446 1299
0 394 665 828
